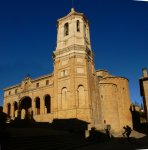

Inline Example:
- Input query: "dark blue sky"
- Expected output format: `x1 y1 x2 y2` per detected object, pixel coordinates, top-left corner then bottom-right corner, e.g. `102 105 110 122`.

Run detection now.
0 0 148 106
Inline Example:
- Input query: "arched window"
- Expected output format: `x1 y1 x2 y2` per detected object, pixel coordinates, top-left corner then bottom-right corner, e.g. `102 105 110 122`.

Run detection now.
35 97 40 115
46 80 49 85
44 95 51 113
76 20 80 32
36 83 39 88
64 23 69 36
24 82 29 90
15 89 18 94
61 87 68 109
78 85 85 107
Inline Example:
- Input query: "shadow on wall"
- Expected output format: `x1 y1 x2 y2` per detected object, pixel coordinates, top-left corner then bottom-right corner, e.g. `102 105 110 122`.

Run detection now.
8 116 111 140
9 116 89 131
51 119 88 134
130 105 141 130
130 104 147 131
10 118 89 137
8 110 35 128
8 117 114 141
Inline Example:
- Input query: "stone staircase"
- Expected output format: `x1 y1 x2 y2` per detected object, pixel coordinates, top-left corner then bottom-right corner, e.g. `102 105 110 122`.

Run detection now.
6 128 94 150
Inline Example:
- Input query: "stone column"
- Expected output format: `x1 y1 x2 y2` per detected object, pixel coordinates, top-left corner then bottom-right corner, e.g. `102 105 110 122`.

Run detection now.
50 96 54 113
32 99 36 116
11 103 14 119
3 102 7 114
40 97 45 115
45 107 47 114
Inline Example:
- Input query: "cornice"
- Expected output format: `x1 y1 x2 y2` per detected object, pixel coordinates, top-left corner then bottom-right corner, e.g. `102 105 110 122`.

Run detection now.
139 77 148 81
100 76 129 82
54 45 92 56
99 82 117 87
32 73 53 82
57 9 89 24
3 73 53 91
3 84 20 91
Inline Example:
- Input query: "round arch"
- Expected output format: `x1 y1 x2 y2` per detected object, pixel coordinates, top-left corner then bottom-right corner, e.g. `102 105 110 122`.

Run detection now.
61 87 68 109
44 94 51 113
19 96 32 119
14 101 18 118
77 84 85 90
77 85 85 107
35 97 40 115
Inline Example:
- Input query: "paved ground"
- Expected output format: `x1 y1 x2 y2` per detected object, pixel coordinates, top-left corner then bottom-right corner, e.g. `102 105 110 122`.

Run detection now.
75 130 148 150
75 137 148 150
1 128 148 150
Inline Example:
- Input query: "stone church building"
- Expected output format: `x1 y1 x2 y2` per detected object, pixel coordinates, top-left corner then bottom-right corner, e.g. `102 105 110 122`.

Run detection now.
3 8 132 133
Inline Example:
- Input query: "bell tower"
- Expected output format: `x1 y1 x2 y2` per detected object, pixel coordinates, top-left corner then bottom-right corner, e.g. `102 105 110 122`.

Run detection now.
56 8 91 50
53 8 99 127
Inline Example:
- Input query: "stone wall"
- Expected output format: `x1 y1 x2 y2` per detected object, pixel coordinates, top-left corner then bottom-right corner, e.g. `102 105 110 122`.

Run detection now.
97 70 132 133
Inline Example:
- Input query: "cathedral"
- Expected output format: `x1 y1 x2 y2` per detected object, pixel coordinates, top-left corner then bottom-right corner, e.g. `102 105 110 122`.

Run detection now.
3 8 132 134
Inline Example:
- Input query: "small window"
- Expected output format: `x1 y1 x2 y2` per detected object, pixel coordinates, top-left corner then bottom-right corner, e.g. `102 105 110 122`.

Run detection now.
61 70 65 77
63 70 68 76
15 89 17 94
61 70 68 77
64 23 69 36
24 82 29 90
46 80 49 85
36 83 39 88
9 91 11 95
76 20 80 32
63 70 66 76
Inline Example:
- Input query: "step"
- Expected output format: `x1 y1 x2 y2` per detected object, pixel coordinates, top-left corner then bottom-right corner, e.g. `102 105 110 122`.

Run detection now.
8 134 92 150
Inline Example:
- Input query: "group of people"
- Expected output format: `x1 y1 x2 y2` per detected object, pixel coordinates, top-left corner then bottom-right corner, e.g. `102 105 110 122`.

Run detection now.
104 120 132 139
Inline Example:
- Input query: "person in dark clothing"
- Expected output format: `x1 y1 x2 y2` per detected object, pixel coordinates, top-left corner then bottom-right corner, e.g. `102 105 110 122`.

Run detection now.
122 125 132 138
126 125 132 138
